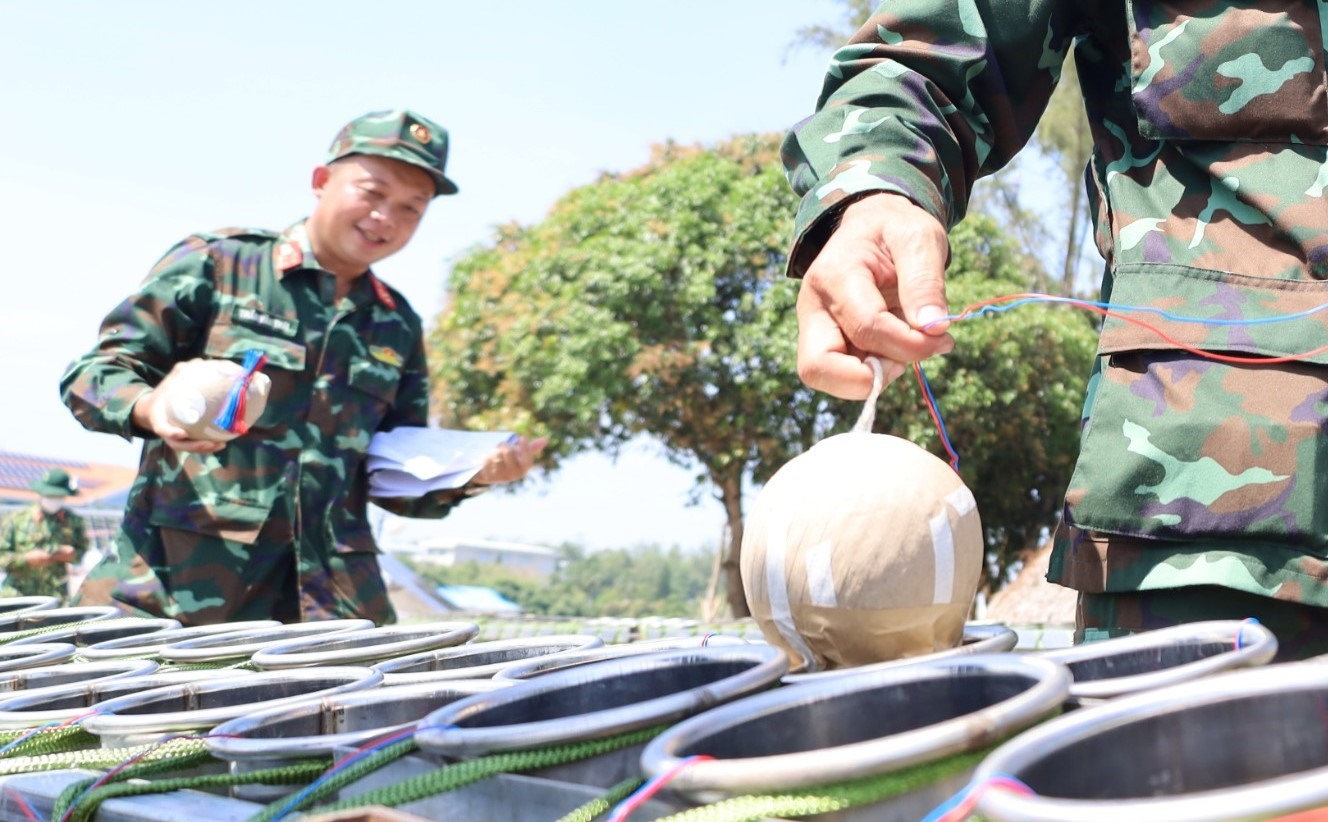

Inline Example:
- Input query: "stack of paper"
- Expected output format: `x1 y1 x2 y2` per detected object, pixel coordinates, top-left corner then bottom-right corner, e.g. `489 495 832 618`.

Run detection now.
367 427 517 498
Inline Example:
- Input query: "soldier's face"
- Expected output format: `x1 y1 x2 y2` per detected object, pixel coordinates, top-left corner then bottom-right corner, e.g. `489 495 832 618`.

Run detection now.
307 155 434 277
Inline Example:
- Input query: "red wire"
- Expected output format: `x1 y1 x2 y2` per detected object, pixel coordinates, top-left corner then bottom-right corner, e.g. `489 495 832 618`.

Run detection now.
937 777 1035 822
609 754 714 821
952 293 1328 365
913 363 959 470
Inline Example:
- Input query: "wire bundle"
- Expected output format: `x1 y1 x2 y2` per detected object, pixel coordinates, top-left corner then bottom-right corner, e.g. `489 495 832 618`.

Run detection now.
212 349 269 434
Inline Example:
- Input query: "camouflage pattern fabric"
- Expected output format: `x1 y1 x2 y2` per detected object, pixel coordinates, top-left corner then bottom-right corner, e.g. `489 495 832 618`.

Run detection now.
61 223 473 625
783 2 1328 606
0 505 87 600
1078 587 1328 662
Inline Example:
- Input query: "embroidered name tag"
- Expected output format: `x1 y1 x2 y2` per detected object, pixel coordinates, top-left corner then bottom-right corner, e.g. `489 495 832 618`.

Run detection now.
233 305 299 338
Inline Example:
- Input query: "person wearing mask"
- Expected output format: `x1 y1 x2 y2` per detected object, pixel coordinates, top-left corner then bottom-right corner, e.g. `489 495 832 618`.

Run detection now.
0 469 88 601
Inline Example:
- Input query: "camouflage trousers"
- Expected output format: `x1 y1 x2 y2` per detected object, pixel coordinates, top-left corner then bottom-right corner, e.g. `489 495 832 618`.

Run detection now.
1077 586 1328 662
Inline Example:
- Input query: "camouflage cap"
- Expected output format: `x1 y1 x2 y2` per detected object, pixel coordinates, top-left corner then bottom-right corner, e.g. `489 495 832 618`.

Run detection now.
326 109 458 197
31 468 78 498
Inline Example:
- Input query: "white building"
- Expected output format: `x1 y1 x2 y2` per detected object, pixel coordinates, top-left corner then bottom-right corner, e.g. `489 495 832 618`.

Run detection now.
396 537 559 579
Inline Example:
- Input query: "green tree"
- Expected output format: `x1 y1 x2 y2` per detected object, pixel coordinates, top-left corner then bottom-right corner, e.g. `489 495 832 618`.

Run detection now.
429 136 1096 613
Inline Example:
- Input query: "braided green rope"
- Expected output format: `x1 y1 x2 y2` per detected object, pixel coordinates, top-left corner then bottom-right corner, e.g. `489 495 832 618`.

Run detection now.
156 658 258 673
555 776 646 822
52 738 218 820
295 725 667 820
0 616 160 647
651 745 994 822
0 726 96 759
58 758 332 822
249 738 418 822
0 737 207 776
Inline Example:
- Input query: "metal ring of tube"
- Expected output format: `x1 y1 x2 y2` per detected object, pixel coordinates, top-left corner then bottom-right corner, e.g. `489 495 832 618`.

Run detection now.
371 635 605 685
249 622 480 670
80 667 383 741
640 652 1070 799
782 623 1020 685
1035 619 1277 701
975 664 1328 822
156 619 374 664
416 645 788 757
80 620 282 659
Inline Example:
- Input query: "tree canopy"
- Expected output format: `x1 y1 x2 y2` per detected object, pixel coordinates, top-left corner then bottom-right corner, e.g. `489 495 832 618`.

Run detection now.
428 133 1096 615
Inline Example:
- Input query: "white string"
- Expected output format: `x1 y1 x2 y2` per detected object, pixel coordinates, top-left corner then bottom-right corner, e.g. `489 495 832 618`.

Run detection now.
851 356 888 434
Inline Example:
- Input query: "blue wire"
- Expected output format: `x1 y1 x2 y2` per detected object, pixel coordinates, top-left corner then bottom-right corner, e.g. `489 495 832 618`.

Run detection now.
267 724 449 822
945 294 1328 327
915 363 959 472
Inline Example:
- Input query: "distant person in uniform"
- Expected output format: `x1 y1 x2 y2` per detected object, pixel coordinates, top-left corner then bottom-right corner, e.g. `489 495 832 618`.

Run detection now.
0 469 88 601
61 109 545 626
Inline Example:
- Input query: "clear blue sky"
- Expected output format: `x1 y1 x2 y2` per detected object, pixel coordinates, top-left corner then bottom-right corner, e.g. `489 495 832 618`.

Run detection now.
0 1 846 552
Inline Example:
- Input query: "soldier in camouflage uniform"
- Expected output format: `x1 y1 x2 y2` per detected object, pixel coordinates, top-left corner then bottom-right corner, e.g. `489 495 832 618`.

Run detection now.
783 2 1328 658
61 110 545 626
0 469 87 601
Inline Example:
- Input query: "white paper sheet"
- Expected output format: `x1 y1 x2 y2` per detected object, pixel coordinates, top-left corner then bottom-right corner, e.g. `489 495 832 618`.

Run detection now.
367 427 517 497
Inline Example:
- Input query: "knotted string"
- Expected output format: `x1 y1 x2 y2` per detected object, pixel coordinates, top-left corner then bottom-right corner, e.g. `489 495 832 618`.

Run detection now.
212 349 268 434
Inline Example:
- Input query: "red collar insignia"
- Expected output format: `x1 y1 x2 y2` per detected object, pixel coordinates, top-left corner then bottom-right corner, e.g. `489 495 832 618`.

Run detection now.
368 274 397 310
274 242 304 272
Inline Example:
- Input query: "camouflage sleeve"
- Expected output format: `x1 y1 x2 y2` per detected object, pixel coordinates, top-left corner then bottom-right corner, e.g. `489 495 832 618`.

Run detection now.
369 325 477 519
60 237 217 440
781 0 1091 275
0 516 20 572
68 513 89 558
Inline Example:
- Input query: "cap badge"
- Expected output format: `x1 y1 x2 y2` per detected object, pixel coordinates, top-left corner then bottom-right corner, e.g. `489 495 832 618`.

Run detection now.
409 123 431 143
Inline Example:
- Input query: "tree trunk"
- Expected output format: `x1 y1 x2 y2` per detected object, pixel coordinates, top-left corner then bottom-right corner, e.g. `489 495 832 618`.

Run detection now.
700 522 729 622
717 474 750 618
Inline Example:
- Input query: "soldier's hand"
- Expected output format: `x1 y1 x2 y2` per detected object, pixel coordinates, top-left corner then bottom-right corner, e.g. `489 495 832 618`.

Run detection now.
23 549 51 568
131 387 226 454
51 545 76 564
797 192 953 400
473 437 549 486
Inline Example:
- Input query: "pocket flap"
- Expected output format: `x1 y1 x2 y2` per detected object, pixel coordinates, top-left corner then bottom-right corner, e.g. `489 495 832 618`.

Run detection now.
1099 264 1328 363
204 321 307 371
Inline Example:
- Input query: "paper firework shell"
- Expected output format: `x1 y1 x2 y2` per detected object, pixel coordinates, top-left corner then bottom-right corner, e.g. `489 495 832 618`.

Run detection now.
741 432 983 672
158 358 271 442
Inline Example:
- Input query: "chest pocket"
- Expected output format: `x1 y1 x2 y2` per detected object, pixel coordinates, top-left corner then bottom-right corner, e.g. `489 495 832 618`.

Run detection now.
347 356 401 407
203 320 307 431
1127 0 1328 144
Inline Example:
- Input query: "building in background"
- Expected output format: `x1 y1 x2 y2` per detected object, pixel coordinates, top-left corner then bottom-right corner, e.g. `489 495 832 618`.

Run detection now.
388 536 559 580
0 451 137 555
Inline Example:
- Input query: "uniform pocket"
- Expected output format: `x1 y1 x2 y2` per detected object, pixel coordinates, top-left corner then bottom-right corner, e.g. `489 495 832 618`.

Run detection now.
204 321 306 371
1127 0 1328 144
1065 265 1328 549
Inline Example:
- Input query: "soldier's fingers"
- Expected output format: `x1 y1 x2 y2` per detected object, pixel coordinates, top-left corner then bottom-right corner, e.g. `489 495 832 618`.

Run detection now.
797 287 874 399
528 436 549 455
164 438 226 454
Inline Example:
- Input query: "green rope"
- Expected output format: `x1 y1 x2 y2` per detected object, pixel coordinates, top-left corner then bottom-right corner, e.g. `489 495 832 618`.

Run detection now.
305 726 667 818
58 758 332 822
652 745 994 822
256 724 666 821
0 726 96 759
0 616 154 646
555 776 646 822
0 737 207 776
247 738 418 822
52 737 218 820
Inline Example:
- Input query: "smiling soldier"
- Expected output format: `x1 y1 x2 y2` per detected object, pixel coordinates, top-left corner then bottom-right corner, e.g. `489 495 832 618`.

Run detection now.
61 110 545 625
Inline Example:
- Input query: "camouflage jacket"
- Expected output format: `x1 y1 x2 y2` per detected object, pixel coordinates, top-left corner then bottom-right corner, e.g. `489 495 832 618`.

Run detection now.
61 223 471 623
0 506 87 599
784 1 1328 605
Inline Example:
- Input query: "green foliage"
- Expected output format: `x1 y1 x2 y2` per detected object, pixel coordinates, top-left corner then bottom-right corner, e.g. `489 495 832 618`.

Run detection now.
428 134 1095 595
407 544 717 619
